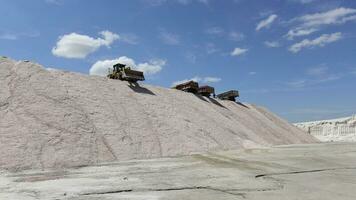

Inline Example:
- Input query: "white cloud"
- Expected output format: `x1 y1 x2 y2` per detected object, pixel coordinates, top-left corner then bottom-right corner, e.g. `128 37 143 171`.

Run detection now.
203 77 221 83
306 66 328 76
289 32 342 53
286 65 343 89
205 43 219 54
159 31 180 45
256 14 278 31
249 71 257 75
228 31 245 41
287 7 356 39
264 41 281 48
230 47 248 56
120 33 139 45
205 27 224 36
0 31 40 40
0 33 17 40
172 76 221 86
52 31 119 59
45 0 62 5
299 7 356 27
89 56 165 76
290 0 317 4
145 0 209 6
286 28 318 40
286 80 307 88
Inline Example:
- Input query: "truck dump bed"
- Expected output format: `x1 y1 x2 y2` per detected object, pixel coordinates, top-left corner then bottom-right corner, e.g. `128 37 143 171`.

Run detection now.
217 90 239 101
173 81 199 94
198 86 215 97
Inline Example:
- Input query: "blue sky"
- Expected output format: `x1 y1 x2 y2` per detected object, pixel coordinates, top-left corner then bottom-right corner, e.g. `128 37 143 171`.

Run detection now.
1 0 356 122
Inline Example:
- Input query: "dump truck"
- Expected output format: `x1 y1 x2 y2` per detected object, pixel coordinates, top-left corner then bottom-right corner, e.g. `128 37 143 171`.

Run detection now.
198 85 215 97
217 90 239 101
107 63 145 82
173 80 199 94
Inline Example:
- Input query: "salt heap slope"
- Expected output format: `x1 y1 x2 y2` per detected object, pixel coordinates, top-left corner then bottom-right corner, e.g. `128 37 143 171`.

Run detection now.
0 58 317 170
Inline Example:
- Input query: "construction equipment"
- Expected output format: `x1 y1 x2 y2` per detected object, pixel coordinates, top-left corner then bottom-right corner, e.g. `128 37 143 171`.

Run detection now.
173 81 199 94
108 63 145 82
198 85 215 97
217 90 239 101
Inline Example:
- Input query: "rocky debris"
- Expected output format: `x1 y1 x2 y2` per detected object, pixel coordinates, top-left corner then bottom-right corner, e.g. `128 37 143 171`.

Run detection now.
0 57 317 171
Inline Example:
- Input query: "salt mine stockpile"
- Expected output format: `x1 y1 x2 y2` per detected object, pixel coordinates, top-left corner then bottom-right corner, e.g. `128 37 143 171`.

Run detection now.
0 57 317 171
295 115 356 142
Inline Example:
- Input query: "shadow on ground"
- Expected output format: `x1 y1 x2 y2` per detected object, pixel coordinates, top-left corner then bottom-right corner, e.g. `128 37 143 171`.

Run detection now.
128 82 155 95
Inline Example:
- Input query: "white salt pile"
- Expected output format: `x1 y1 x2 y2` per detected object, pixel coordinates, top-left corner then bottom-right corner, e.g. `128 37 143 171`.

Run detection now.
0 57 317 171
295 115 356 142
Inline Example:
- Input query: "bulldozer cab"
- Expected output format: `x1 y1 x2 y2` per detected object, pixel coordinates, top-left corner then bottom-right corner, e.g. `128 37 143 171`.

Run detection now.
113 63 126 72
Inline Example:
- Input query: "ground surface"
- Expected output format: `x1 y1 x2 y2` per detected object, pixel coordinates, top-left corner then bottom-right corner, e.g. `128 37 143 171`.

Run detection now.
1 142 355 200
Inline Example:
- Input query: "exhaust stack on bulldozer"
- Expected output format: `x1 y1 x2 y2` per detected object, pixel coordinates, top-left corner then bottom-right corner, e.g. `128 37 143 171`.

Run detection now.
108 63 145 82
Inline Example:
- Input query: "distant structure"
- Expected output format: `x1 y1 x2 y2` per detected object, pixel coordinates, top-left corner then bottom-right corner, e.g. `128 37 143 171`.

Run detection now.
295 115 356 142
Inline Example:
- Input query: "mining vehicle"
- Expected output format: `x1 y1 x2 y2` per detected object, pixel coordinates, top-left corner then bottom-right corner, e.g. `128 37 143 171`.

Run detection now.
198 85 215 97
217 90 239 101
173 80 199 94
108 63 145 82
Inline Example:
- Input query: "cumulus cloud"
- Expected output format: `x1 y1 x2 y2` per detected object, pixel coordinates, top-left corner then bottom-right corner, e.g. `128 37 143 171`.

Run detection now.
289 32 342 53
52 31 119 59
264 41 281 48
172 76 221 86
287 7 356 39
89 56 166 76
256 14 278 31
230 47 248 56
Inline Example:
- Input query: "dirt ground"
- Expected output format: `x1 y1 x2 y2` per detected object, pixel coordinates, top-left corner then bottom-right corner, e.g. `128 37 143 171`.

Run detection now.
1 142 355 200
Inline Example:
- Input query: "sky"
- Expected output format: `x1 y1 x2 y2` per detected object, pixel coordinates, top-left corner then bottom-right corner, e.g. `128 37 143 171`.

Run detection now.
1 0 356 122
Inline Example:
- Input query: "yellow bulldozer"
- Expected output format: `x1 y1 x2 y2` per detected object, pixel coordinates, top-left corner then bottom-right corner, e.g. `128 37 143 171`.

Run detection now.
108 63 145 83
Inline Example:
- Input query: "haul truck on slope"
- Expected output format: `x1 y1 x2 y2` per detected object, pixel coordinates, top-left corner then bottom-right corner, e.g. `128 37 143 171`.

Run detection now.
173 81 199 94
217 90 239 102
198 86 215 97
108 63 145 82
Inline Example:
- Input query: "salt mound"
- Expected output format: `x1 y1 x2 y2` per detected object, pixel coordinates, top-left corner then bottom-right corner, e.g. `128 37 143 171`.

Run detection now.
295 115 356 142
0 58 317 170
